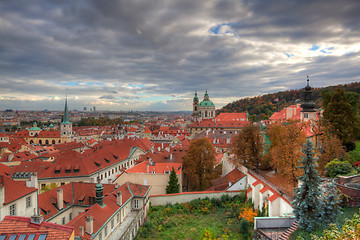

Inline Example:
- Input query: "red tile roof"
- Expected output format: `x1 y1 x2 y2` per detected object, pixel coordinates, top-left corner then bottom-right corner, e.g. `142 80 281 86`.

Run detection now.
0 175 37 205
215 113 248 122
38 182 115 220
210 169 246 191
0 216 74 240
67 182 150 238
126 161 182 174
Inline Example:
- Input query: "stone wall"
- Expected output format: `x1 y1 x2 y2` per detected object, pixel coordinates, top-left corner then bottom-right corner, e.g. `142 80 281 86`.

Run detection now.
150 190 242 206
335 175 360 207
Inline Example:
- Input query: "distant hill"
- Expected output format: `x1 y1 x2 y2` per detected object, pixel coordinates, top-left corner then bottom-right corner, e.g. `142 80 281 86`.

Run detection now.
217 82 360 122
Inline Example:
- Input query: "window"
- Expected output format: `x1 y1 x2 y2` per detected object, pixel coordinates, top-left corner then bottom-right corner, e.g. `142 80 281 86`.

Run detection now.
117 213 120 223
10 204 16 216
69 213 72 221
62 217 65 225
104 226 108 236
134 199 139 209
111 219 114 230
304 113 309 118
26 196 31 208
98 231 102 240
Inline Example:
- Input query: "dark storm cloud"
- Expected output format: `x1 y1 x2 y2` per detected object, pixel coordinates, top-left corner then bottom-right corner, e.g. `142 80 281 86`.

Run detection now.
0 0 359 110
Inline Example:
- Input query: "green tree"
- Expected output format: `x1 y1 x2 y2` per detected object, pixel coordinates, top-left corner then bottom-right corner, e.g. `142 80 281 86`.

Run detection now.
231 124 263 171
320 182 342 227
183 138 218 191
323 88 359 144
292 138 323 232
166 167 180 194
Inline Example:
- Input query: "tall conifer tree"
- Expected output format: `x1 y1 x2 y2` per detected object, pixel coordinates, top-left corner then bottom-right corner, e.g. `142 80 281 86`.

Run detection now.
292 138 323 232
166 167 180 194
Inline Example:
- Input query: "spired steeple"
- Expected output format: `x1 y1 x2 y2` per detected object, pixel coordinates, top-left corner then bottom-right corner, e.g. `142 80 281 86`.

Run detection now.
301 76 316 122
193 90 199 103
300 76 316 113
62 96 70 124
60 96 73 138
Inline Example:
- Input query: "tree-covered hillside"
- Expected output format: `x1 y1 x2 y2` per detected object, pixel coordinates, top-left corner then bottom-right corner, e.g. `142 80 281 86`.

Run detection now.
217 82 360 122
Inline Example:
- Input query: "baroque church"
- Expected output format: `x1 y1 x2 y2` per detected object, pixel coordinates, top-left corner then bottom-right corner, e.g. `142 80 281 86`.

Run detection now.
192 90 216 122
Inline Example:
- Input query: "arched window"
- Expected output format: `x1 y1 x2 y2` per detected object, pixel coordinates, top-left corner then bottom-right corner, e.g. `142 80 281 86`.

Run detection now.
39 140 42 145
58 140 61 143
45 140 49 145
30 140 34 144
52 140 55 144
205 111 207 118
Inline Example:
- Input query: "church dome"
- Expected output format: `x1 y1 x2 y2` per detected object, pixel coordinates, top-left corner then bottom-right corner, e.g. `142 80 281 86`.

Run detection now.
199 100 215 107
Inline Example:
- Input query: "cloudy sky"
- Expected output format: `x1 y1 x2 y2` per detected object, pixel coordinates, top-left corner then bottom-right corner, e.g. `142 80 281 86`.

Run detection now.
1 0 359 111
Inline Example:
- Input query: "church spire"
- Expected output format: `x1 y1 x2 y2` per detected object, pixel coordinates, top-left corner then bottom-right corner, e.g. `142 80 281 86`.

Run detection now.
301 76 316 113
62 95 70 124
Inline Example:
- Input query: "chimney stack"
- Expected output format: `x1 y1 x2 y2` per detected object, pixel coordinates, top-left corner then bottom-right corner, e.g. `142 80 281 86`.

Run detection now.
85 215 94 234
79 226 84 236
57 188 63 210
117 191 122 206
170 153 173 160
30 174 38 188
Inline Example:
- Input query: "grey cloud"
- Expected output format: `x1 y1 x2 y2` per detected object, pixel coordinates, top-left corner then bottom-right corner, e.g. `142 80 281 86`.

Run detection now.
0 0 359 111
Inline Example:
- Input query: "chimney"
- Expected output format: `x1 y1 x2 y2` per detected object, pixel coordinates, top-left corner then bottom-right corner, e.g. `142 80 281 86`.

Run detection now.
85 215 94 234
170 153 173 160
147 164 149 173
117 191 122 206
79 226 84 236
229 181 232 187
213 138 216 144
57 188 63 210
30 174 38 188
161 143 164 149
30 208 43 225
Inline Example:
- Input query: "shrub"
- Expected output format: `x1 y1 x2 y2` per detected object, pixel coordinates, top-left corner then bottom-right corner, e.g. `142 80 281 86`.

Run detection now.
325 159 355 178
239 219 251 237
348 150 360 165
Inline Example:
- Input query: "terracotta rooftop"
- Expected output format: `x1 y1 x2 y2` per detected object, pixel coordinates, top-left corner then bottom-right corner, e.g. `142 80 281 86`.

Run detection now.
0 175 37 205
67 182 150 238
38 182 115 220
0 216 74 240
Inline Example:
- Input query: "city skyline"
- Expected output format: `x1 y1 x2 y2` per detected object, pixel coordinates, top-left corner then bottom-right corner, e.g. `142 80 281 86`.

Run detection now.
1 0 359 111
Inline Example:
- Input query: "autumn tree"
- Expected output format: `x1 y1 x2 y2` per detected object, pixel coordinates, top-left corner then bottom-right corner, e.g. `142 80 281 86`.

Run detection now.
267 120 306 187
231 124 263 171
166 167 180 194
183 138 218 191
323 88 359 144
311 119 346 175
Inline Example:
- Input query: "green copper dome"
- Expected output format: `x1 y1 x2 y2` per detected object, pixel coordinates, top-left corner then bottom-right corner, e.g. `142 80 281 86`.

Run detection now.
30 122 41 131
199 100 215 107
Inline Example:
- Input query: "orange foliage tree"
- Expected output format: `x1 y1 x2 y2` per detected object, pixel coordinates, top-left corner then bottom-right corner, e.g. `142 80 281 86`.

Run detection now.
311 119 346 175
239 207 258 223
266 120 306 188
230 124 263 171
183 138 218 191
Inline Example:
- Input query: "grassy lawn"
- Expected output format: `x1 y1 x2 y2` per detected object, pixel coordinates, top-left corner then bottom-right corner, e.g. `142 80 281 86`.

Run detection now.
136 194 258 240
289 207 360 240
137 209 243 240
